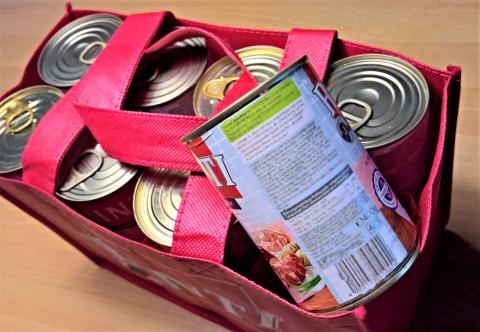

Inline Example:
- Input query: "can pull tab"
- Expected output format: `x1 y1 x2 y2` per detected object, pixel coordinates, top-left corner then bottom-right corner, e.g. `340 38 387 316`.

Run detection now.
338 99 373 131
203 77 239 101
59 149 104 192
4 105 36 134
79 41 107 65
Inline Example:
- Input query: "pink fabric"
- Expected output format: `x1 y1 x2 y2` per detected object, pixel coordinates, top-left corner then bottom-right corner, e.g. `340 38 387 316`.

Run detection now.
76 24 260 172
21 83 86 193
4 6 462 332
172 175 232 262
280 29 337 78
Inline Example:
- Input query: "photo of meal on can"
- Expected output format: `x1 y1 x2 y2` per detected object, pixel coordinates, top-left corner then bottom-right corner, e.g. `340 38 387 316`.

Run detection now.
183 56 418 313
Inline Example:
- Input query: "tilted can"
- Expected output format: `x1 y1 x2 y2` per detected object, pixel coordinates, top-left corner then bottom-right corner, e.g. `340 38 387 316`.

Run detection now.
326 54 430 199
182 56 418 313
0 85 63 175
57 144 142 239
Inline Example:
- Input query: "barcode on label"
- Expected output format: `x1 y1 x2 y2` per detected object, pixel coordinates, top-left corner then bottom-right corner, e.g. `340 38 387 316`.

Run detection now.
335 234 396 295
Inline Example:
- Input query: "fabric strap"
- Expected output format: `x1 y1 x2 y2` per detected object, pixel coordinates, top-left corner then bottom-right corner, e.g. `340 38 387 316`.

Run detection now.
280 28 337 76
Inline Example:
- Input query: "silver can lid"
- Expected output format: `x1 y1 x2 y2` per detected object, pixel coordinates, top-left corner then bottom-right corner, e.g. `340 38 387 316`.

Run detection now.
326 54 429 149
57 144 138 202
127 36 207 108
193 45 284 117
133 168 190 247
38 14 122 87
0 85 63 173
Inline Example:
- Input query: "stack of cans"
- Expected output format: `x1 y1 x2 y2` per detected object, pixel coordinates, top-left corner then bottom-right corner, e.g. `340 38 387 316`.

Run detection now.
3 14 433 313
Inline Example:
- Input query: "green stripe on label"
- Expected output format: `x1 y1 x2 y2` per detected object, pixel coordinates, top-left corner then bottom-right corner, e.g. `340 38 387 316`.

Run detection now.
220 77 301 142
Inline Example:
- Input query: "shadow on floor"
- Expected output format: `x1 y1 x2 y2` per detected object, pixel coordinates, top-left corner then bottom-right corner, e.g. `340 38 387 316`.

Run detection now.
411 230 480 331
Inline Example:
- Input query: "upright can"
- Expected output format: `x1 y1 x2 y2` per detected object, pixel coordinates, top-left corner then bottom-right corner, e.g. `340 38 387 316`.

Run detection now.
326 54 430 199
38 14 123 87
57 144 142 240
182 56 418 313
0 86 63 175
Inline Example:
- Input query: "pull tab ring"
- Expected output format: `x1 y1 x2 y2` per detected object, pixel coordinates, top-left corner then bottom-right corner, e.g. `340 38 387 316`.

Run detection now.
203 77 239 101
79 41 107 65
338 98 373 131
5 106 35 134
59 149 104 192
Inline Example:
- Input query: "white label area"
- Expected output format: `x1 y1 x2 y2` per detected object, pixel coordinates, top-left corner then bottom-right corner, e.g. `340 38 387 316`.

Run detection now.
197 68 409 304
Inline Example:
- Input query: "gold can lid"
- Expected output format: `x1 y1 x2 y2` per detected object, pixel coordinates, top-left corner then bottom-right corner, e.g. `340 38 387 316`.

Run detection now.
38 14 122 87
133 168 190 247
0 85 63 173
127 36 207 108
193 45 283 117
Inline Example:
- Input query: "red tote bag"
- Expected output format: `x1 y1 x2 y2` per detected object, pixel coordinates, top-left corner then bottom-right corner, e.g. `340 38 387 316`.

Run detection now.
0 4 461 332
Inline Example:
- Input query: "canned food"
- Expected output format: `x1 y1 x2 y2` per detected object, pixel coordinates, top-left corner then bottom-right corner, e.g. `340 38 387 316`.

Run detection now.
126 36 207 115
183 56 418 313
57 144 139 229
193 45 283 117
326 54 430 198
0 85 63 174
133 168 190 248
38 14 122 87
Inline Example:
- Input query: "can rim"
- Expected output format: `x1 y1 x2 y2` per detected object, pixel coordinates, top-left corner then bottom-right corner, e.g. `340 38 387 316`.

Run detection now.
0 85 64 174
310 234 419 314
133 168 185 247
37 13 122 87
327 54 430 149
56 145 138 202
129 37 208 108
193 45 284 117
182 55 308 144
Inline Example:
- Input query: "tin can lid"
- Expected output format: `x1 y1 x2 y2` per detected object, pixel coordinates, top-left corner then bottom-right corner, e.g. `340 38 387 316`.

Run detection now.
182 56 308 144
0 85 63 173
38 14 122 87
133 168 190 247
57 144 138 201
127 37 207 108
193 45 284 117
326 54 429 149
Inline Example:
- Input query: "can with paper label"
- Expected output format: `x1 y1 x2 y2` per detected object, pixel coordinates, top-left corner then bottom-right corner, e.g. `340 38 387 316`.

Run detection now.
182 56 418 313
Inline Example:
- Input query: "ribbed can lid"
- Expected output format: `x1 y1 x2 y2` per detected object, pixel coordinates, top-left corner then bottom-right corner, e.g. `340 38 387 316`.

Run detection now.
38 14 122 87
127 36 207 108
0 85 63 173
133 168 190 247
326 54 429 149
193 45 283 117
57 144 138 202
